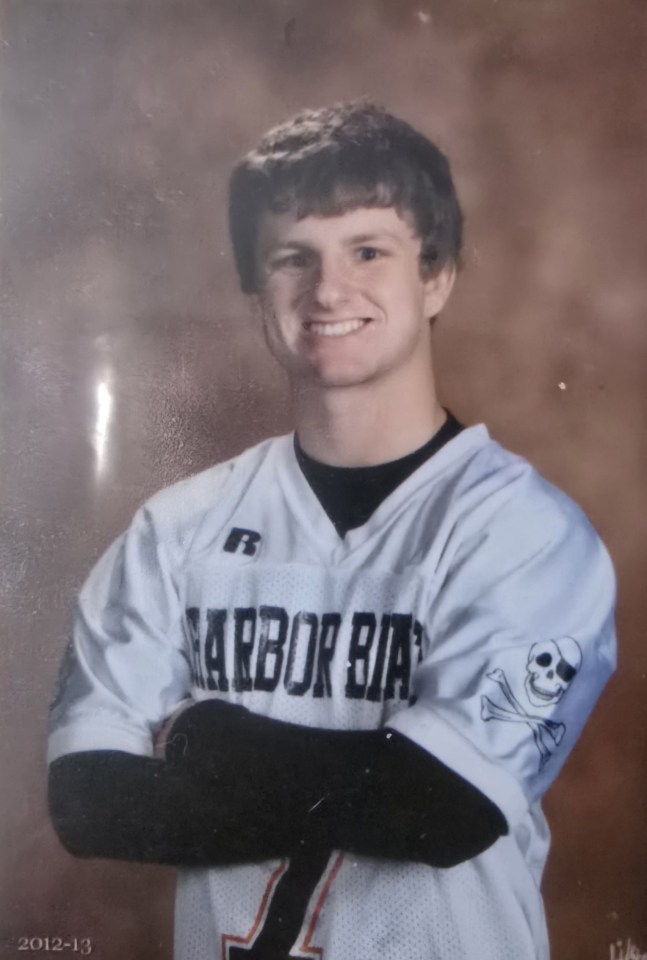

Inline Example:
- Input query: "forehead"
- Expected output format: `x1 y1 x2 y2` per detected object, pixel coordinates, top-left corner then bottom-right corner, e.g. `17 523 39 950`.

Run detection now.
257 205 420 253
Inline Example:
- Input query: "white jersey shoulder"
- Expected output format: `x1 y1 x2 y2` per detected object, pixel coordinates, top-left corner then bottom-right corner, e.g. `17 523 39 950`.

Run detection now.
139 435 280 554
47 436 280 762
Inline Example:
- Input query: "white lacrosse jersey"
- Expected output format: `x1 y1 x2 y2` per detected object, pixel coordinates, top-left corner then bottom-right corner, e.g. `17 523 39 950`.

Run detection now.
48 425 617 960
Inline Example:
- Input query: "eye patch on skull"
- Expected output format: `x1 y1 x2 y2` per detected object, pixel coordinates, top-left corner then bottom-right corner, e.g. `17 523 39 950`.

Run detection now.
556 660 577 683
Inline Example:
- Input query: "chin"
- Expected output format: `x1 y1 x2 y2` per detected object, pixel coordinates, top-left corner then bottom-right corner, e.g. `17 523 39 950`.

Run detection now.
309 365 378 389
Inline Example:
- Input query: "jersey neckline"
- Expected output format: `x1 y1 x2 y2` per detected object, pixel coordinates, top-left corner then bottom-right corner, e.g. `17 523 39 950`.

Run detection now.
271 423 492 560
293 414 465 538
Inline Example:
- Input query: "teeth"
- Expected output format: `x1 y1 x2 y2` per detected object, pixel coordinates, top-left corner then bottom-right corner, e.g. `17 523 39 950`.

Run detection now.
306 318 367 337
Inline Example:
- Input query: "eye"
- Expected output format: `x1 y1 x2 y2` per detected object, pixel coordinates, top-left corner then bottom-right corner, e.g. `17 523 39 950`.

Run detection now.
272 251 309 270
356 246 382 262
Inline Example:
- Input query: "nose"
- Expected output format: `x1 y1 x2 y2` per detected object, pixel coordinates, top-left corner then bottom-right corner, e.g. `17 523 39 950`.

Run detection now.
311 256 350 311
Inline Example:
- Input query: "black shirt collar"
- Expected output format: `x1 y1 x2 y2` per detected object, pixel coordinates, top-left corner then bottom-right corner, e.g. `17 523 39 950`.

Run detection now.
294 413 464 537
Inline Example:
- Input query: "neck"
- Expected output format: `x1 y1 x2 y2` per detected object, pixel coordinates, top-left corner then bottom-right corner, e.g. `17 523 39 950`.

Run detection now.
291 375 446 468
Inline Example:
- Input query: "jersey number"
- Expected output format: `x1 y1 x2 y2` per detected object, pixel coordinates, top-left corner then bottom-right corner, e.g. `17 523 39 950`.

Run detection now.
222 850 344 960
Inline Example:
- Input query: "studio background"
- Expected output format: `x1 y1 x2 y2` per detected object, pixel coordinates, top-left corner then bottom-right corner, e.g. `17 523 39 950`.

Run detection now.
1 1 646 958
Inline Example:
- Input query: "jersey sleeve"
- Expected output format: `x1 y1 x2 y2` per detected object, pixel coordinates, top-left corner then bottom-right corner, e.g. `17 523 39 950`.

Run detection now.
387 475 617 827
47 506 192 763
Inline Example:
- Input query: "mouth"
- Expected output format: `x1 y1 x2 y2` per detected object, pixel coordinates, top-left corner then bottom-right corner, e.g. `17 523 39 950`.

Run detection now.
302 317 372 338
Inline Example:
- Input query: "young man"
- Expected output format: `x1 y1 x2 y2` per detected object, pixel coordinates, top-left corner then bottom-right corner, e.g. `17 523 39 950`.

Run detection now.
48 102 617 960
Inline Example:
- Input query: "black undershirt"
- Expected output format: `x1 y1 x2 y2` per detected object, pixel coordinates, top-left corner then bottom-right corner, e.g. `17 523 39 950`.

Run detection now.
295 412 464 536
49 412 508 872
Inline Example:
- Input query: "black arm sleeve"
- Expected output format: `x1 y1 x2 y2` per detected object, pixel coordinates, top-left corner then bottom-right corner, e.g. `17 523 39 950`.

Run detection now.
49 701 507 868
48 749 309 866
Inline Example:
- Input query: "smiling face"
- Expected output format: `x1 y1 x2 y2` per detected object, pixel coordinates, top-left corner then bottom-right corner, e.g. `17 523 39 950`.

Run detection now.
255 206 455 391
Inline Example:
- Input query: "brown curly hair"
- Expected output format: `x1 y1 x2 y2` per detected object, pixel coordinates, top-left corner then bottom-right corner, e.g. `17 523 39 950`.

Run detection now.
228 101 463 294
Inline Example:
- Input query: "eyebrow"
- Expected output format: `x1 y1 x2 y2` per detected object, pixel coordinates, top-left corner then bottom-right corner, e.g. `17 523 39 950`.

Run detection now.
262 231 407 256
345 231 407 245
262 241 310 254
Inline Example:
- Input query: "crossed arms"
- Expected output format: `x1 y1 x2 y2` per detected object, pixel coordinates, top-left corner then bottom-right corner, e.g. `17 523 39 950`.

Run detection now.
48 699 507 868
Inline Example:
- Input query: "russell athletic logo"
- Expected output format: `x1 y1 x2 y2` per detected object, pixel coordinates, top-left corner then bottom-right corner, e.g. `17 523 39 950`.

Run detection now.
223 528 262 556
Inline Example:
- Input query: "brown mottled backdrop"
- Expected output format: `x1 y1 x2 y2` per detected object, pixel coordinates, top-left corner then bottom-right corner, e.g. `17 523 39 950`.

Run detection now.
1 1 645 958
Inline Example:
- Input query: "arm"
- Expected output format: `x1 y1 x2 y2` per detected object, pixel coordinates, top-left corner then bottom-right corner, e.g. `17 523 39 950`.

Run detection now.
387 475 618 826
48 746 307 866
161 698 508 865
48 704 506 868
49 492 506 870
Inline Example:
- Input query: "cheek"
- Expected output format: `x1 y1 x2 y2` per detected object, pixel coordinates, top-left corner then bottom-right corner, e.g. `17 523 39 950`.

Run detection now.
381 275 427 318
384 263 425 298
263 277 306 314
259 299 300 354
260 310 290 361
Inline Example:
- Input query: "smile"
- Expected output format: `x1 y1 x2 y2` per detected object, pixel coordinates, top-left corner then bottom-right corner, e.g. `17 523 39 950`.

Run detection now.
303 318 371 337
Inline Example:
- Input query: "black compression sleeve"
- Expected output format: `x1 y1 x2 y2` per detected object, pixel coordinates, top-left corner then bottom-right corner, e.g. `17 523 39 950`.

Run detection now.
48 702 507 868
166 700 508 867
335 728 508 866
48 749 311 866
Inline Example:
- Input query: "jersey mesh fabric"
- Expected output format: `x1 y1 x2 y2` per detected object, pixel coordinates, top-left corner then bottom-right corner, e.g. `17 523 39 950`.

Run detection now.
48 426 615 960
175 872 218 960
175 849 546 960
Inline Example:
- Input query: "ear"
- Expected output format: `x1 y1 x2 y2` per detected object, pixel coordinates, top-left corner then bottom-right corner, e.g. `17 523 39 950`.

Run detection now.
422 262 456 319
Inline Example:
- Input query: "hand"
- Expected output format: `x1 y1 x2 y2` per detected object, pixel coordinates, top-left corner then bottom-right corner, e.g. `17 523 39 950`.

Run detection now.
163 699 251 775
154 700 194 759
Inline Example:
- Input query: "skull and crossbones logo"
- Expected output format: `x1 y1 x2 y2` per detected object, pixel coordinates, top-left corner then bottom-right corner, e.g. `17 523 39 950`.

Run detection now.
480 636 582 769
524 637 582 707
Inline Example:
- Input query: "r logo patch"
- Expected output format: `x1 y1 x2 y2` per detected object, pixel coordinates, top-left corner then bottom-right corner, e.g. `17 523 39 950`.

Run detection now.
223 527 261 556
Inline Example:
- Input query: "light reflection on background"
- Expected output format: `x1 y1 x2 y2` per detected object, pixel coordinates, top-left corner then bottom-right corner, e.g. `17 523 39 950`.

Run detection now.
94 377 114 478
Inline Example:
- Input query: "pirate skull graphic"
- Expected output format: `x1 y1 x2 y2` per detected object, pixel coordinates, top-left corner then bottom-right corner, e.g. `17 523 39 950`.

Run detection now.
524 637 582 708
